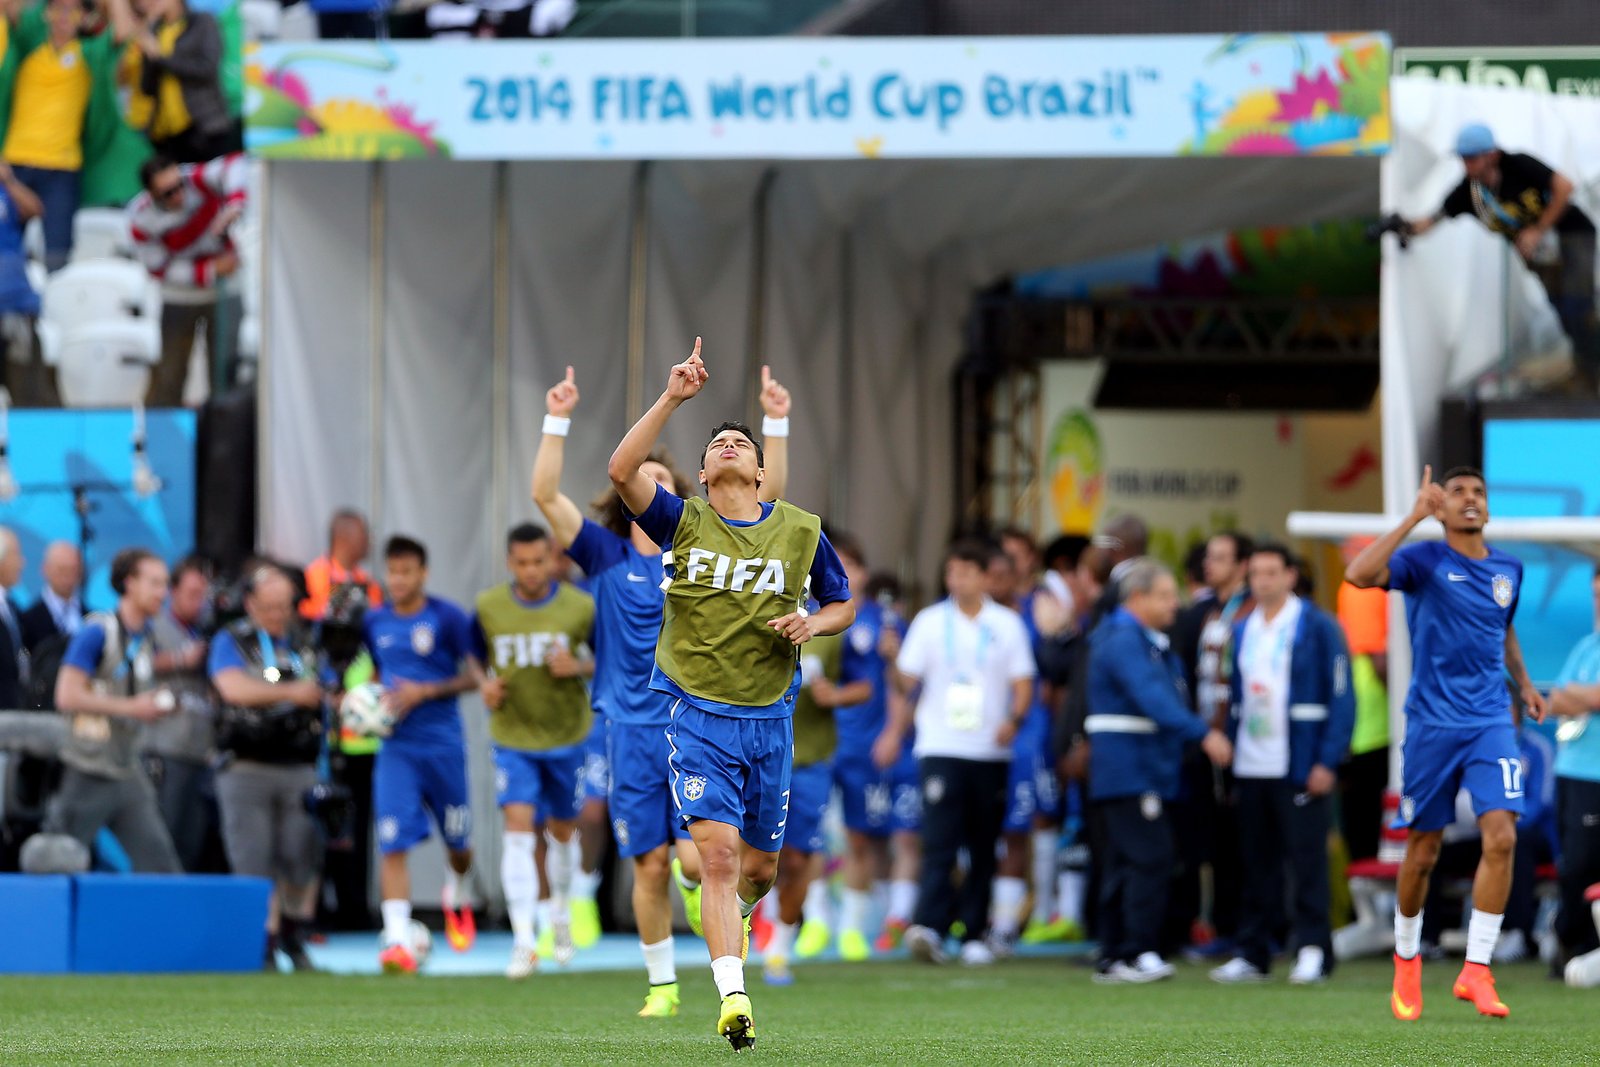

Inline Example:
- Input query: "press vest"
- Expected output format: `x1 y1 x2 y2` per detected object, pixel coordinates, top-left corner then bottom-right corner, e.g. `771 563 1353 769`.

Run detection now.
657 497 821 708
61 611 152 780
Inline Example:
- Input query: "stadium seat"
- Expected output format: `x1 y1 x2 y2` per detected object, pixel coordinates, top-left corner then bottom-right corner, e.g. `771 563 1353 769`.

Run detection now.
22 217 43 265
240 0 281 39
70 209 133 262
40 258 159 330
48 319 161 407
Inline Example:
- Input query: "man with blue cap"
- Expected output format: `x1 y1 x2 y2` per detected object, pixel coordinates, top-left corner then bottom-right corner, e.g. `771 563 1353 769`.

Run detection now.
1400 122 1597 391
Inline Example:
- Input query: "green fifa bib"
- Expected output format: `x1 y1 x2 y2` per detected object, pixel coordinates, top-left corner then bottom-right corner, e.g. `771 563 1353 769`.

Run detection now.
657 497 823 708
474 583 595 751
792 632 842 766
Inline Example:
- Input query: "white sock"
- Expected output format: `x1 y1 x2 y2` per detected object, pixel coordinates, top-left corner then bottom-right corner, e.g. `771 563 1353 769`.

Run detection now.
444 868 471 911
803 879 832 926
1030 829 1058 925
1057 870 1086 925
502 832 538 948
538 899 555 935
711 954 746 998
571 865 601 902
544 831 577 908
641 937 676 985
381 898 411 946
840 888 872 937
674 861 699 891
1466 909 1505 966
888 880 917 923
738 892 760 920
768 921 798 961
993 876 1027 937
1395 909 1423 961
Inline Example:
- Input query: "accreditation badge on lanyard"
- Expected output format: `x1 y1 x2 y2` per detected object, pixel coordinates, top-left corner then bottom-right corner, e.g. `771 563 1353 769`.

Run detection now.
942 606 988 733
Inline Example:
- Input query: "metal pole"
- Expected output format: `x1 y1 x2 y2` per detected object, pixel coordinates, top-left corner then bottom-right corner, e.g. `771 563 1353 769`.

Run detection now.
625 162 651 425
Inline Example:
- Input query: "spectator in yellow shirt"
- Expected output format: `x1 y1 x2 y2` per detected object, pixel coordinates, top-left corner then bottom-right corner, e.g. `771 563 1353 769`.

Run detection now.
107 0 235 163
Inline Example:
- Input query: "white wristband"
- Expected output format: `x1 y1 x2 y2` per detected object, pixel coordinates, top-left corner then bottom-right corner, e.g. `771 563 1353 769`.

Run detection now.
543 414 571 437
762 415 789 438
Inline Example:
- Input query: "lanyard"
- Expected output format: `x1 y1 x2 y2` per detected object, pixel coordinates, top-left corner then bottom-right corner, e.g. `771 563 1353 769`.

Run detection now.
112 632 148 682
944 602 991 677
257 628 302 681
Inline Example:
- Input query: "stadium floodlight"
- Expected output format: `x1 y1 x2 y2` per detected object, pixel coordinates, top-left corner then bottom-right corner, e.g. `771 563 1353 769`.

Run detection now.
1287 511 1600 562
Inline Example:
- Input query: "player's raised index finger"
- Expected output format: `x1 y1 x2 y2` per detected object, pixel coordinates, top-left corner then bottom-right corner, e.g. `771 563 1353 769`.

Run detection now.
691 336 702 360
761 364 772 389
1421 464 1432 486
565 365 575 384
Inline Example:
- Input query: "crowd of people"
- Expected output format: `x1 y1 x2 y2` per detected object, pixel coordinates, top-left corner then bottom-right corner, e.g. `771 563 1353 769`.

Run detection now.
1 347 1599 1044
0 0 248 408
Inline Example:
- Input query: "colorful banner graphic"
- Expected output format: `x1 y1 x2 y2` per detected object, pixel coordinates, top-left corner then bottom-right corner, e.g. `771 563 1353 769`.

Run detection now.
0 411 196 613
246 33 1390 161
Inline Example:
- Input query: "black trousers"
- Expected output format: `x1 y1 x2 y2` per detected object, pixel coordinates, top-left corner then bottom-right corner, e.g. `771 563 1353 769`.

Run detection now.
913 756 1007 942
1339 746 1390 863
1557 776 1600 957
1095 794 1175 964
1236 778 1332 973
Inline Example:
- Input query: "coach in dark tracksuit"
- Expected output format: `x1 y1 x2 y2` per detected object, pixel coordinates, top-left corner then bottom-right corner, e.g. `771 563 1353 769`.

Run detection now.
1211 545 1353 986
1088 559 1233 983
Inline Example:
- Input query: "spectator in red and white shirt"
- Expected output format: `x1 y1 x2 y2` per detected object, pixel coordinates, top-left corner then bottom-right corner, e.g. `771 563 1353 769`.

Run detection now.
127 151 246 407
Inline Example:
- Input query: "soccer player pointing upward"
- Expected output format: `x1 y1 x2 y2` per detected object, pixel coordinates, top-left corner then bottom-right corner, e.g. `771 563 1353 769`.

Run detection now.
608 338 854 1051
1346 465 1546 1022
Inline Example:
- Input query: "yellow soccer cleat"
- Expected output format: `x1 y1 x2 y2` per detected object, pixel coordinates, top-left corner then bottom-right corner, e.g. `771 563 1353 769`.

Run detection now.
1022 917 1085 945
537 926 555 961
638 982 681 1018
717 992 756 1052
570 896 602 949
795 918 831 959
674 859 704 938
838 929 870 962
741 913 752 962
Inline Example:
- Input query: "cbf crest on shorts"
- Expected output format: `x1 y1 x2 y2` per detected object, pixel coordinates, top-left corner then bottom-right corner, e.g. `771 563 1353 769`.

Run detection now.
1492 574 1514 608
411 624 436 656
682 775 707 802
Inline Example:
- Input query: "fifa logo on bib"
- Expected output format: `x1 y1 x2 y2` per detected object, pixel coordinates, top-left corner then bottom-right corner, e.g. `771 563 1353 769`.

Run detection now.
1492 574 1514 608
683 549 787 593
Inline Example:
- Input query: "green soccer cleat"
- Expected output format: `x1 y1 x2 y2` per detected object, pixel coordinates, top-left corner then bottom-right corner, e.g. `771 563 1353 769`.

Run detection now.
717 992 756 1051
570 897 602 949
1021 917 1085 945
795 918 831 959
741 913 752 962
537 926 555 961
638 982 680 1018
674 858 704 938
838 929 871 962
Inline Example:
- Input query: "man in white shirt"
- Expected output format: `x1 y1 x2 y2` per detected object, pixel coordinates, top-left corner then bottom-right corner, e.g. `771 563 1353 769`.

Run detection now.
888 539 1034 967
1212 544 1353 986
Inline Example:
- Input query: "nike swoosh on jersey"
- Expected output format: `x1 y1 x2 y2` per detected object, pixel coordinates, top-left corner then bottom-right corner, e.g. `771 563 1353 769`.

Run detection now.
626 574 651 583
1447 573 1469 582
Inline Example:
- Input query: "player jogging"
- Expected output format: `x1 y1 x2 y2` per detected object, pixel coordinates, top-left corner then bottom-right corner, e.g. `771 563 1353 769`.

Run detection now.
363 536 480 974
530 362 790 1018
607 338 853 1051
474 524 597 979
1346 465 1546 1021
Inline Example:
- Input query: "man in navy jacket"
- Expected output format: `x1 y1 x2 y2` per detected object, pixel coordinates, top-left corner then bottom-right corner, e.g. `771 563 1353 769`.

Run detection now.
1212 544 1354 986
1088 558 1233 984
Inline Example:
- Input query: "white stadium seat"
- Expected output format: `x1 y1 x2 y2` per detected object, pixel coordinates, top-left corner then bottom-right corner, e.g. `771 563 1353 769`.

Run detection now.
41 258 160 332
22 216 43 264
71 208 134 262
50 319 161 408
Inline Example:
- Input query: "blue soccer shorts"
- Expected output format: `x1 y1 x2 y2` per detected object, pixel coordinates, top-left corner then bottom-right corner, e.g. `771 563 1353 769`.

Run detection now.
833 749 921 836
1004 714 1063 834
374 741 473 855
784 760 834 855
665 699 793 853
493 743 584 822
581 716 611 803
1395 720 1525 832
607 718 693 859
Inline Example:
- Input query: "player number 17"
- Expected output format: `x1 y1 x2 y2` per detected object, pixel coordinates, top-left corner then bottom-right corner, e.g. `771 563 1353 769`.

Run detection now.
1497 757 1523 796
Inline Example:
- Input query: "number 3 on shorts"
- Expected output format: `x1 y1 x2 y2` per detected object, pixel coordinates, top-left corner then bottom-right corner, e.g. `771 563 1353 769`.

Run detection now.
1497 757 1523 798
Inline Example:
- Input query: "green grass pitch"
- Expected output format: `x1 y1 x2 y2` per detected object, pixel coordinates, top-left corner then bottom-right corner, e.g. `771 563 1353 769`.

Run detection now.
2 957 1595 1064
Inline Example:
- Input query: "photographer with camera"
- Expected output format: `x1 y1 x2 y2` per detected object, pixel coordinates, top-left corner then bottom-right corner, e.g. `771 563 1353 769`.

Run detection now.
1387 123 1598 393
46 547 183 873
208 565 327 972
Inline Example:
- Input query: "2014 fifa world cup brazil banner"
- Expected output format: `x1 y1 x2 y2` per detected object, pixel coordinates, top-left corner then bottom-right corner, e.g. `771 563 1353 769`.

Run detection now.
246 33 1390 161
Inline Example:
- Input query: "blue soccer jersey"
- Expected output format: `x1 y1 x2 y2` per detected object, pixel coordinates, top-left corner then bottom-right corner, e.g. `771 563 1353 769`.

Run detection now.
363 596 475 747
836 599 896 752
1386 541 1522 729
566 518 671 726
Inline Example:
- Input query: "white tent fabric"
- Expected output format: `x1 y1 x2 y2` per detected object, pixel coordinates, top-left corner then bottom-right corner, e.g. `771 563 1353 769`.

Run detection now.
263 155 1378 597
1381 77 1600 513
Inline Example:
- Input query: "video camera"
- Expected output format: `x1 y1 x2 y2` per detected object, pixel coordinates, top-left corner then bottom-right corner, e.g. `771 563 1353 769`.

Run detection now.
316 581 370 679
1365 213 1413 250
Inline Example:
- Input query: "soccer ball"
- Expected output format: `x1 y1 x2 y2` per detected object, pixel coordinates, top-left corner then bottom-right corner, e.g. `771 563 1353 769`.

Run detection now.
339 683 394 739
409 919 433 968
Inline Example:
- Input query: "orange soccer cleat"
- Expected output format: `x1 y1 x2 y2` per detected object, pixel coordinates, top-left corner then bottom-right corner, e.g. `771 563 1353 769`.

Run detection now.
1390 953 1423 1021
1453 961 1510 1018
443 901 477 953
379 943 418 975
